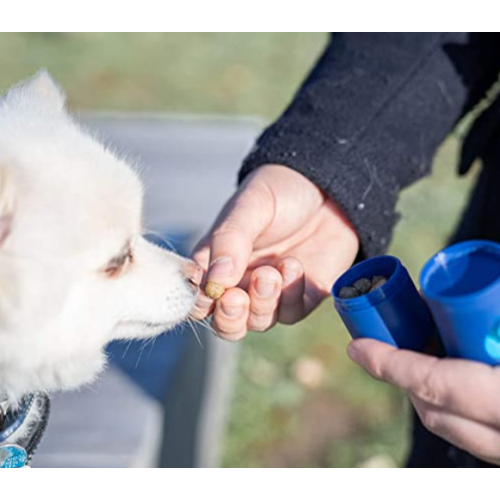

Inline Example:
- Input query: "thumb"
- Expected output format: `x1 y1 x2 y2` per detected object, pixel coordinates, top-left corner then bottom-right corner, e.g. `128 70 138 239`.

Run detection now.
205 184 274 288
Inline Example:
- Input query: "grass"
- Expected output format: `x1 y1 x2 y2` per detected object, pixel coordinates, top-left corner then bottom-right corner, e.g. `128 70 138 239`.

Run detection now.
0 33 326 119
0 33 478 467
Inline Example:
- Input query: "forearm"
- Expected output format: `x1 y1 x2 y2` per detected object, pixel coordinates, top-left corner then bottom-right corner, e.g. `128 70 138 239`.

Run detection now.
240 33 500 257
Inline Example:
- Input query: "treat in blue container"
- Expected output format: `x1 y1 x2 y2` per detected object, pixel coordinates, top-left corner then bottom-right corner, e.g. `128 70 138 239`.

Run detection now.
333 255 434 351
420 240 500 365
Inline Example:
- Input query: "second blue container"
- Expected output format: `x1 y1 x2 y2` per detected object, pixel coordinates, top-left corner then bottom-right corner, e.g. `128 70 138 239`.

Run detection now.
420 240 500 365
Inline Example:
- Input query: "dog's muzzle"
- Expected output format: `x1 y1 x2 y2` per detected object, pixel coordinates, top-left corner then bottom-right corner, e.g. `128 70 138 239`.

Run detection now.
0 393 50 468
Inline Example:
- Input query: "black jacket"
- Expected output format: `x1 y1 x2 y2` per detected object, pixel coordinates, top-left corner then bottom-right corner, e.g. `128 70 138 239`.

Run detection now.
240 33 500 258
240 33 500 467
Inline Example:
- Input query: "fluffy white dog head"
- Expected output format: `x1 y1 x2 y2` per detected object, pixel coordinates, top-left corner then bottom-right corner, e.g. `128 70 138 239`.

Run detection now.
0 71 201 403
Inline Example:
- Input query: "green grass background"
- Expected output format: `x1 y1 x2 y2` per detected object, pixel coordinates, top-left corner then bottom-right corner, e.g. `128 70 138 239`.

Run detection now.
0 33 479 467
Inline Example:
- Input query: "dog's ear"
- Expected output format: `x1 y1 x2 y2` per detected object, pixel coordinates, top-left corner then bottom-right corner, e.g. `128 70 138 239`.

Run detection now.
2 70 66 113
22 70 66 111
0 165 15 247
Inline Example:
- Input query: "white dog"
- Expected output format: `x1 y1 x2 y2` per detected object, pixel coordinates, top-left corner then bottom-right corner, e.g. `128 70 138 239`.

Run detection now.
0 71 201 406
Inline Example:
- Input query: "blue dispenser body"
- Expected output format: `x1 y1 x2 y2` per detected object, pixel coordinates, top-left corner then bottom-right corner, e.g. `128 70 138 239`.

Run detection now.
332 255 434 351
420 240 500 365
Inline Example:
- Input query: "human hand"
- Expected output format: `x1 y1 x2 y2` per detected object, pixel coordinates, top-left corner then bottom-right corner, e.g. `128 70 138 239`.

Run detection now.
348 338 500 465
192 164 359 340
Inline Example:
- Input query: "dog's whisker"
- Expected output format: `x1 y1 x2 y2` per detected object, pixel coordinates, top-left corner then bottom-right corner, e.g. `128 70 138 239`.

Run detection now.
201 320 215 334
187 317 205 351
138 336 155 353
122 339 134 359
195 316 217 336
191 305 207 315
147 336 158 359
135 340 148 368
200 322 215 336
143 229 178 253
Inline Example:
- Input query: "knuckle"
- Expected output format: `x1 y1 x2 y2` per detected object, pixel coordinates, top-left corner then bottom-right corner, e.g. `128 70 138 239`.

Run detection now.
254 270 282 286
216 329 246 342
190 310 204 320
249 324 268 333
212 219 252 250
215 322 246 336
213 315 246 336
278 314 299 326
415 365 442 407
421 410 440 433
251 301 278 317
278 303 301 325
212 217 245 240
213 218 243 237
279 295 299 307
248 313 274 332
368 358 386 380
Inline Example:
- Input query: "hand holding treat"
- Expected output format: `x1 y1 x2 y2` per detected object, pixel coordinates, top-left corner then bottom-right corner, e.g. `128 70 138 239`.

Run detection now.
192 164 359 341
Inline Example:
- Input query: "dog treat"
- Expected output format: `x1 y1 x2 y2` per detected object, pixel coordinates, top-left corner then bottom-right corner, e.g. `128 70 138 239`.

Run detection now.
205 281 226 300
339 275 388 299
371 275 388 290
339 286 361 299
353 278 372 294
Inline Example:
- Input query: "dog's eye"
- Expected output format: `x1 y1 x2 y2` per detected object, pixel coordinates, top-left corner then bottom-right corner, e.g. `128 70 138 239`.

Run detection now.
103 249 133 278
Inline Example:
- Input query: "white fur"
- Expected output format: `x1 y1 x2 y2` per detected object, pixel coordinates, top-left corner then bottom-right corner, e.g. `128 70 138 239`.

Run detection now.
0 71 198 404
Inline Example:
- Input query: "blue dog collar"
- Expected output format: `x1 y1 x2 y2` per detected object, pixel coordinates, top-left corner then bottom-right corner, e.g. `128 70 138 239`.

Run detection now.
0 393 50 468
0 395 33 443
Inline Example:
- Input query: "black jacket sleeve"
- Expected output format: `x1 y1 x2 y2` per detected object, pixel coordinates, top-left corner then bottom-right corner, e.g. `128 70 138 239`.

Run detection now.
239 33 500 257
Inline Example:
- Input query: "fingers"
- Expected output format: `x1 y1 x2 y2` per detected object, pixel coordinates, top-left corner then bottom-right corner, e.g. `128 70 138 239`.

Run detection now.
247 266 283 332
348 338 500 429
211 287 250 341
191 181 274 324
349 338 500 463
277 257 305 324
193 257 307 335
190 291 215 321
224 258 306 333
411 396 500 465
279 201 358 314
347 338 434 389
206 185 274 289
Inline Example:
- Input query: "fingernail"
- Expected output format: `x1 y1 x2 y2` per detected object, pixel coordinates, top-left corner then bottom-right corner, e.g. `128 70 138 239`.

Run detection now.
209 257 234 280
347 343 360 363
221 302 244 318
255 278 276 298
281 266 298 286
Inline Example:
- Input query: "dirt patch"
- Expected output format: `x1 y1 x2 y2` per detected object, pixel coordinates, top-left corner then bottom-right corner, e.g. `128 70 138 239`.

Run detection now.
258 391 362 467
